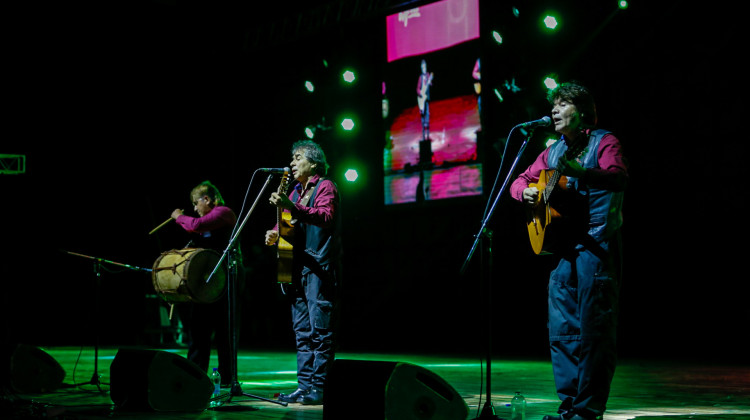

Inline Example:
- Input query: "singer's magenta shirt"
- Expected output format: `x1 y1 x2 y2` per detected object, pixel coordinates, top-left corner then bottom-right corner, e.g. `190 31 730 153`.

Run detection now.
510 132 627 201
274 174 338 231
287 174 338 227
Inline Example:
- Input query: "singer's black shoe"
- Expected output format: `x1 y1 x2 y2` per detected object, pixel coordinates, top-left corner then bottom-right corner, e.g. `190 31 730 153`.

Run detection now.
278 388 309 403
300 387 324 405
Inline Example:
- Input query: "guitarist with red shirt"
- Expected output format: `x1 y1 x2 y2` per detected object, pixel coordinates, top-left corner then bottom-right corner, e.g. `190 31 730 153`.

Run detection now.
265 140 341 406
510 82 627 420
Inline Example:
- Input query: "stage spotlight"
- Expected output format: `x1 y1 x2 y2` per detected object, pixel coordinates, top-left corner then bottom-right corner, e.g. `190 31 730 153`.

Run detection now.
305 126 315 139
305 81 315 93
342 70 356 83
543 15 558 30
491 30 503 44
344 169 359 182
618 1 629 9
341 118 355 131
543 76 558 90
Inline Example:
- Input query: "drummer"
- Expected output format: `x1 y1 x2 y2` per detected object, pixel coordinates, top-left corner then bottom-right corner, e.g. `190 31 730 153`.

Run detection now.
171 180 240 386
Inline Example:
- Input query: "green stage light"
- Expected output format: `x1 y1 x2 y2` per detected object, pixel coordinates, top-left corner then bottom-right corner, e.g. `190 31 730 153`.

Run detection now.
342 70 356 83
543 15 558 30
543 76 558 90
305 81 314 93
344 169 359 182
493 88 504 103
305 126 315 139
618 1 628 9
492 30 503 44
341 118 355 131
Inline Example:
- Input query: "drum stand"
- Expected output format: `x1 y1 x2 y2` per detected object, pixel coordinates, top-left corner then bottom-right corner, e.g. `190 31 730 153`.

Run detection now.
206 174 287 407
61 250 151 393
459 125 535 419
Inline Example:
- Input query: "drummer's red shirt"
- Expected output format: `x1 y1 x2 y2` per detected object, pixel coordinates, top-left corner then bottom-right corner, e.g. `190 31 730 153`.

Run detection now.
175 205 236 233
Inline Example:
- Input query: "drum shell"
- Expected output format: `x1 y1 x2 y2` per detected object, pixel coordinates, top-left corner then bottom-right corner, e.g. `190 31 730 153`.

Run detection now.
151 248 226 304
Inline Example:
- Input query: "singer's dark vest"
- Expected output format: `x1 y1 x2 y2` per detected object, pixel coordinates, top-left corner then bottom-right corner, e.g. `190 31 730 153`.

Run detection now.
290 178 341 276
546 129 624 244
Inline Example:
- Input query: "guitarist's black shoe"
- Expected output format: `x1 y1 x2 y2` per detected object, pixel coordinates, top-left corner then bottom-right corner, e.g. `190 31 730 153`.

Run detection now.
301 387 323 405
278 388 309 403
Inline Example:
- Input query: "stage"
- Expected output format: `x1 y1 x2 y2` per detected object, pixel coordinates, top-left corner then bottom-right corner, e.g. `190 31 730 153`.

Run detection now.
4 346 749 419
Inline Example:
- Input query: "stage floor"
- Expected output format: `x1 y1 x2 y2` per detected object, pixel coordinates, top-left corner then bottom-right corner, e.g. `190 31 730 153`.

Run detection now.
4 346 750 420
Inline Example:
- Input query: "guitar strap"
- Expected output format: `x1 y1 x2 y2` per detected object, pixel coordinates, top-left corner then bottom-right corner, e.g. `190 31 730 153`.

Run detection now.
290 182 318 225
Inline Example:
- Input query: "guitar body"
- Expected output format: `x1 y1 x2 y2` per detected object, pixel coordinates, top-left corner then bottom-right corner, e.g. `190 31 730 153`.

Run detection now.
276 174 294 284
526 169 566 255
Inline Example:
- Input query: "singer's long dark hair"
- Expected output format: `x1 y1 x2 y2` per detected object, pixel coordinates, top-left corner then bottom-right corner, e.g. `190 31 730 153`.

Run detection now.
547 82 598 127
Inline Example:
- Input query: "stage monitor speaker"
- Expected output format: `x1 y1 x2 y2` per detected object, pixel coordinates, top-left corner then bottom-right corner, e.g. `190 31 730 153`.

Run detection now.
110 348 212 411
323 359 468 420
10 344 66 393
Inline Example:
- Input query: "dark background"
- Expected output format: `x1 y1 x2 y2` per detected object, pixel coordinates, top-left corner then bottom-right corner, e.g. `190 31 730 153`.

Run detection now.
4 1 744 363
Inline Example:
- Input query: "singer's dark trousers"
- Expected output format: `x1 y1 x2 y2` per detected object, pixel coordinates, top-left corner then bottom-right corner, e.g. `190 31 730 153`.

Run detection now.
290 266 336 391
548 237 621 420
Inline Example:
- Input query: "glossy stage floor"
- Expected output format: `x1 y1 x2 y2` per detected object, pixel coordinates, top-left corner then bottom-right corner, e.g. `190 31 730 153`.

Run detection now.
4 346 749 420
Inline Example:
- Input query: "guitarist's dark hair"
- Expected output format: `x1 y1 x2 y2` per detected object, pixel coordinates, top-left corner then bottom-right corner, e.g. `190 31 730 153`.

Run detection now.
292 140 330 176
547 82 598 127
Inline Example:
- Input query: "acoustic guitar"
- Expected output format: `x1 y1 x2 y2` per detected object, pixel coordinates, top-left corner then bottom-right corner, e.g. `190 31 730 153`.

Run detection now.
526 139 586 255
276 172 294 283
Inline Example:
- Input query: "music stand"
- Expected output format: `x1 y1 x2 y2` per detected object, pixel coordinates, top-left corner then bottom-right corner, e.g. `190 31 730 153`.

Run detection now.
460 125 536 419
205 173 288 407
62 250 151 393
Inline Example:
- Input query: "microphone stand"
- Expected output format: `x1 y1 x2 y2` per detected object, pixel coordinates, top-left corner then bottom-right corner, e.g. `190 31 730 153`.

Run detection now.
205 174 288 407
61 251 151 392
460 125 535 419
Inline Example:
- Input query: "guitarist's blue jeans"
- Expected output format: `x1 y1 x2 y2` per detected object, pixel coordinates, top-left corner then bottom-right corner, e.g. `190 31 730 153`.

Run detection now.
548 237 621 420
291 267 337 392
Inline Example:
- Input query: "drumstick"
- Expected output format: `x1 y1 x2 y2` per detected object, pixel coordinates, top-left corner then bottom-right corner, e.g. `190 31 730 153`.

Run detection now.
149 217 174 235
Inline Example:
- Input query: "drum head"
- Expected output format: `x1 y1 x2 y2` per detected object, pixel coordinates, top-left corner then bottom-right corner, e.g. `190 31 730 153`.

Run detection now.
184 249 227 304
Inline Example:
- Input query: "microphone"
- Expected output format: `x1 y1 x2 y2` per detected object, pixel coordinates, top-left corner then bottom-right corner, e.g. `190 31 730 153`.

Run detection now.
259 167 290 174
516 116 552 129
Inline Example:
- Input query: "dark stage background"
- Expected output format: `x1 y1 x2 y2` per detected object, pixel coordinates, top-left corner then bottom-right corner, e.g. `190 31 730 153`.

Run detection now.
4 1 745 363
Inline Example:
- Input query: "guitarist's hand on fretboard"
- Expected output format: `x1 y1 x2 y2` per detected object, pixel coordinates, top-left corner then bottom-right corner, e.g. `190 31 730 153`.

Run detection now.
556 155 586 179
269 192 294 210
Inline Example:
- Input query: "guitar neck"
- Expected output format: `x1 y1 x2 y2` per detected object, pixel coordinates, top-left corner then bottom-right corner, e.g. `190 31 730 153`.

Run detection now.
542 170 562 202
542 139 585 202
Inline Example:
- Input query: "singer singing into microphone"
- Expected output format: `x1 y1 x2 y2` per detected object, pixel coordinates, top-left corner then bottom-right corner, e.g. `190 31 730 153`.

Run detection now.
509 82 628 420
170 180 242 386
265 140 341 406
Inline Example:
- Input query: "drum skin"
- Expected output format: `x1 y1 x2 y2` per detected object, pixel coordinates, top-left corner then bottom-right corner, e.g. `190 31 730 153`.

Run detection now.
152 248 226 304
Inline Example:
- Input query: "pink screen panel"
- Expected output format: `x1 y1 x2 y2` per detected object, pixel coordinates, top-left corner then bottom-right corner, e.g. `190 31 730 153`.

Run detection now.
386 0 480 63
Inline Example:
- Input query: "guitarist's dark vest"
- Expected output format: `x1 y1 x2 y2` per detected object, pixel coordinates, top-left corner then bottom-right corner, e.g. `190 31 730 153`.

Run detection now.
290 178 341 277
546 129 624 246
